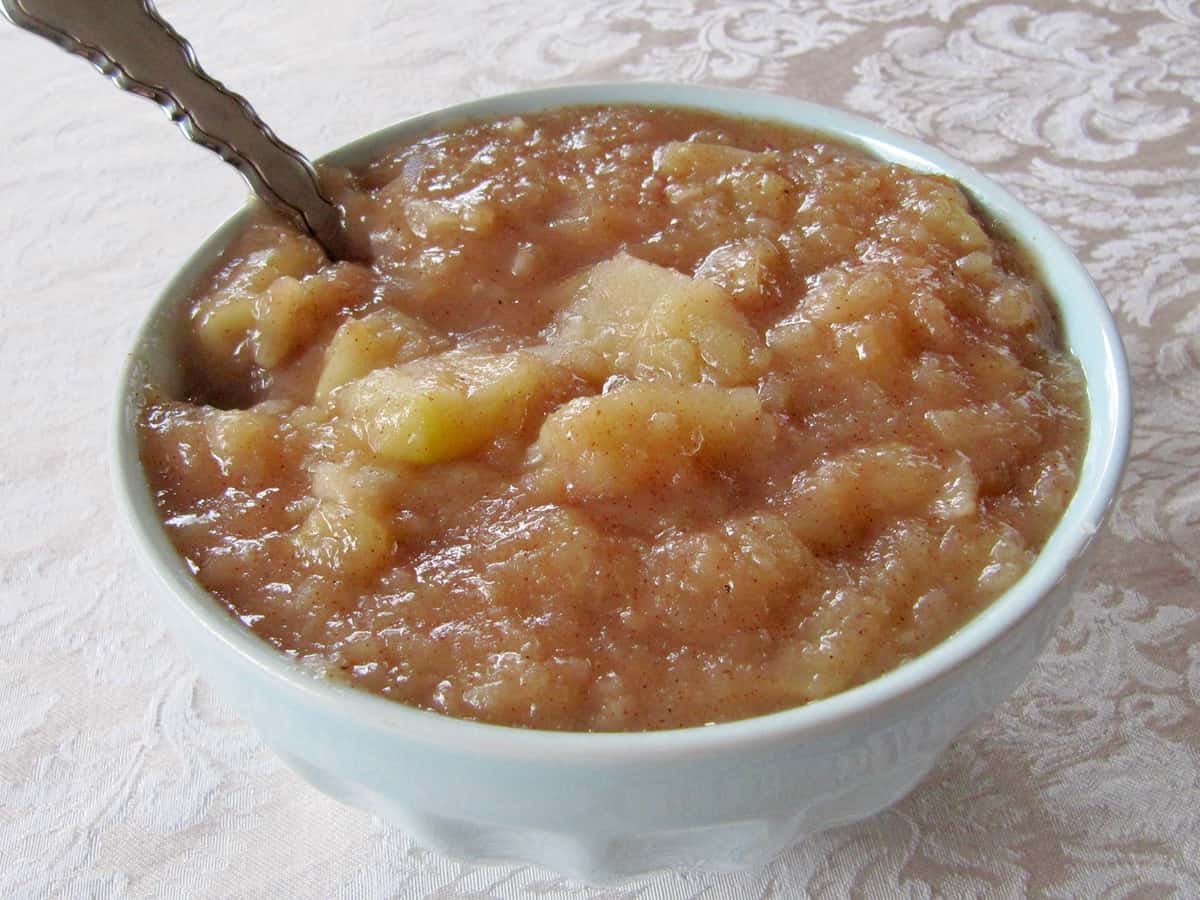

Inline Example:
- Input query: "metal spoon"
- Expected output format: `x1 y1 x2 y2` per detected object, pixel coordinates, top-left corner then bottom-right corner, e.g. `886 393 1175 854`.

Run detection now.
2 0 352 260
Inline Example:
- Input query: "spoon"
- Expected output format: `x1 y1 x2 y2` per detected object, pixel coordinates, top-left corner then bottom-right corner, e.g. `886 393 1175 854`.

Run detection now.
2 0 352 260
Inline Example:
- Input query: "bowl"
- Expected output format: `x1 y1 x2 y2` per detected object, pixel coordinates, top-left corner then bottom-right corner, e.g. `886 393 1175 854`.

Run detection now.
111 82 1131 881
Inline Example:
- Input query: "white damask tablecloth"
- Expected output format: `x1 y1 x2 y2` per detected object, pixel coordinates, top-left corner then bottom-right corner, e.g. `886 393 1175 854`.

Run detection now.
1 1 1197 897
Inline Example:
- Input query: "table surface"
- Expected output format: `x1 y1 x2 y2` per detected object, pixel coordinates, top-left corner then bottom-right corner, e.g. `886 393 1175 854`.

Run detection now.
2 1 1198 897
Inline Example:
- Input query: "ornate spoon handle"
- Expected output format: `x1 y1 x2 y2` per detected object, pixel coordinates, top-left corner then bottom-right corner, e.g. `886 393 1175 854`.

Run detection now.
2 0 351 260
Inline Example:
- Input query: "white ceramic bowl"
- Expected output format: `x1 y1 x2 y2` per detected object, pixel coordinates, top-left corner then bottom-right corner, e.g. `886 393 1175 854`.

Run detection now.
112 83 1131 881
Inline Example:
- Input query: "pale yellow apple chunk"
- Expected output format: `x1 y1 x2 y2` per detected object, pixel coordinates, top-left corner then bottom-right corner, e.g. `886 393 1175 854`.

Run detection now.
251 264 371 369
544 252 768 385
293 501 392 579
193 230 326 360
784 444 978 555
532 382 774 499
339 350 557 465
315 309 446 401
203 409 279 484
653 141 769 179
695 238 784 310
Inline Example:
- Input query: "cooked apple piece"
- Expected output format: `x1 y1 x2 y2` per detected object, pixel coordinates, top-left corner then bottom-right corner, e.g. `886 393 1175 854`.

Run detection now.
958 343 1031 398
252 263 372 368
785 444 969 554
339 350 556 465
906 178 989 255
695 238 784 310
203 408 279 483
310 460 403 514
653 141 767 179
628 513 819 643
655 142 796 216
776 591 893 700
193 229 326 360
908 289 960 350
532 382 773 499
925 404 1042 493
315 309 445 401
730 169 796 218
831 315 910 388
403 189 497 238
293 501 391 578
544 253 767 385
985 281 1042 333
194 295 255 361
803 269 897 325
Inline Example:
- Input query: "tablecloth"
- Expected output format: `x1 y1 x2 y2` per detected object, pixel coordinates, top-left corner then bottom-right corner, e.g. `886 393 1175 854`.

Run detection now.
2 1 1197 896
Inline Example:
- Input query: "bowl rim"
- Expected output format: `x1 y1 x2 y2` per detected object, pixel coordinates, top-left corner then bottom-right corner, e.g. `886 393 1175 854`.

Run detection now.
111 81 1132 763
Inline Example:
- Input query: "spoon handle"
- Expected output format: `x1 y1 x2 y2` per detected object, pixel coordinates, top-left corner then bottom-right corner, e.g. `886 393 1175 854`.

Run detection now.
2 0 351 260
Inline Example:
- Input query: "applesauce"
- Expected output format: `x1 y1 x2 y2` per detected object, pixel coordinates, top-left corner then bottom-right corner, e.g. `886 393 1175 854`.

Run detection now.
138 105 1086 731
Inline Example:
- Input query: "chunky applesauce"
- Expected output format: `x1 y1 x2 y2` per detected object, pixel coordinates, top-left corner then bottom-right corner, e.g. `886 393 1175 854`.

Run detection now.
139 105 1086 731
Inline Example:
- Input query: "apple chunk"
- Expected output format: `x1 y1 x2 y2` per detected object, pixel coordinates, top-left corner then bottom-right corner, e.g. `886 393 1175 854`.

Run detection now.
544 252 768 385
532 382 774 499
339 350 557 465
